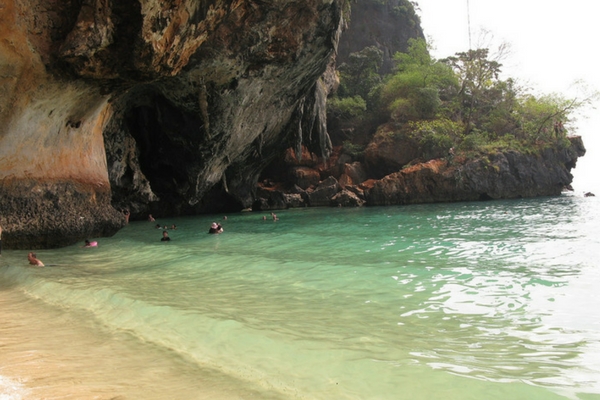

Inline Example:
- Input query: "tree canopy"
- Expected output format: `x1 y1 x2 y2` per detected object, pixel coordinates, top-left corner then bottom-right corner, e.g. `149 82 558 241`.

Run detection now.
329 37 598 159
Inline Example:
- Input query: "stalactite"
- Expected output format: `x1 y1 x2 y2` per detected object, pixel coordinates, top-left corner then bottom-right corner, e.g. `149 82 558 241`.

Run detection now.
295 97 305 161
314 78 332 159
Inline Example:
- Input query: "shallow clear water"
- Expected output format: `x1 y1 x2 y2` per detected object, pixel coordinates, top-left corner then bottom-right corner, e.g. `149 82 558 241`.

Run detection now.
1 195 600 399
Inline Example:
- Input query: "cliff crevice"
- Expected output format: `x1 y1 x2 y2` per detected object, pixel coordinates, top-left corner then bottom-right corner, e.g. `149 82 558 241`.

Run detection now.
1 0 345 249
0 0 586 250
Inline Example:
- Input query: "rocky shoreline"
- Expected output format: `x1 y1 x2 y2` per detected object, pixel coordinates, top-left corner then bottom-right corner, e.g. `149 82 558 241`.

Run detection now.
253 136 585 211
0 1 587 249
0 135 586 250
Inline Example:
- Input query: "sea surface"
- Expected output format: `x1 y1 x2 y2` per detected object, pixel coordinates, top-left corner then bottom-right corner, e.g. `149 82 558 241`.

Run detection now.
1 194 600 400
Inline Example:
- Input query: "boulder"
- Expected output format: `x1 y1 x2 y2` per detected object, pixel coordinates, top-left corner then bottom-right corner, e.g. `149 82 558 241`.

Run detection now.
331 189 366 207
364 125 422 178
344 162 368 185
290 167 321 190
254 186 306 211
283 146 320 168
307 176 340 207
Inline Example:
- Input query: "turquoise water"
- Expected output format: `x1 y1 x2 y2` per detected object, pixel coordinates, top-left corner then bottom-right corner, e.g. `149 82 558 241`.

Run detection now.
1 195 600 399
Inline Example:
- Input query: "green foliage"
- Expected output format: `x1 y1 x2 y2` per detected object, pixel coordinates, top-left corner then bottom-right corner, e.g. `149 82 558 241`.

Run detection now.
396 44 591 158
393 37 431 68
457 130 488 152
442 48 506 133
408 118 463 140
418 129 453 158
392 1 421 28
327 26 596 165
477 79 520 138
515 93 585 142
407 118 461 157
341 0 353 22
480 134 527 154
328 95 367 120
337 46 384 103
518 95 559 140
382 38 458 122
342 141 365 159
330 45 386 136
384 71 443 121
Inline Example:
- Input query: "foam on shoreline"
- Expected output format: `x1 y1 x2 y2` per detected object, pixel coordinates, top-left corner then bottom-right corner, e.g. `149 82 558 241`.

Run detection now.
0 375 27 400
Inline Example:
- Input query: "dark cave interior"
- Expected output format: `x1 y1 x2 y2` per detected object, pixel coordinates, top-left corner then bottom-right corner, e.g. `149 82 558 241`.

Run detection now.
122 94 243 217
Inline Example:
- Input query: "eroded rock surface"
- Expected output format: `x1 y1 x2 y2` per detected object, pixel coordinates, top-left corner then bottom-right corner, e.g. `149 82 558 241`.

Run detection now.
0 0 345 248
366 136 586 205
0 0 587 250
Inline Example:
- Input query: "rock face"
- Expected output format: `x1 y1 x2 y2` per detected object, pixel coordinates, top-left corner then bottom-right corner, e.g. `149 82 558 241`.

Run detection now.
0 0 345 248
0 0 588 250
364 124 424 178
366 136 586 205
252 134 585 210
336 0 423 74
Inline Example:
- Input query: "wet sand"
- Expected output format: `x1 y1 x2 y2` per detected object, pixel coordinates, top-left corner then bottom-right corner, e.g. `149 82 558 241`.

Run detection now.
0 287 269 400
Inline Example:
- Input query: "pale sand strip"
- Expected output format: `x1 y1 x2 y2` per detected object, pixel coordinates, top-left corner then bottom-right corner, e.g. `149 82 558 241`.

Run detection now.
0 288 270 400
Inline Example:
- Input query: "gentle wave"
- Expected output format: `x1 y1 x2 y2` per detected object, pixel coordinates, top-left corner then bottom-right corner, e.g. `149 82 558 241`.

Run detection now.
1 196 600 399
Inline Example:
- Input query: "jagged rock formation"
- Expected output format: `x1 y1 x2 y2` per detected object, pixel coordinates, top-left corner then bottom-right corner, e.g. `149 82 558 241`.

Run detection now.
336 0 424 74
363 124 425 178
0 0 587 250
252 136 585 209
367 136 586 205
251 0 586 212
0 0 345 249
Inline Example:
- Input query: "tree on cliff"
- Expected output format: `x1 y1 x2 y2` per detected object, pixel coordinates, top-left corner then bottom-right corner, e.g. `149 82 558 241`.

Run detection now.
329 29 595 166
337 45 384 103
375 38 595 156
442 47 506 134
328 45 385 146
380 38 458 122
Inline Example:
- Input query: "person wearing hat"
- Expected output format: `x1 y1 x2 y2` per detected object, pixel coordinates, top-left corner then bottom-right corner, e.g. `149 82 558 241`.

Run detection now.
208 222 223 234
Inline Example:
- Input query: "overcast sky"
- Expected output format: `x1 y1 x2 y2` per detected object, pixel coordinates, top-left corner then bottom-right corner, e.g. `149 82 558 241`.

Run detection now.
416 0 600 191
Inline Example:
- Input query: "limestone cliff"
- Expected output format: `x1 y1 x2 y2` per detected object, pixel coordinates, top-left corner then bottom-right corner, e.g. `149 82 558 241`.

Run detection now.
0 0 587 250
251 0 586 212
0 0 345 249
366 136 586 205
336 0 423 74
251 136 585 210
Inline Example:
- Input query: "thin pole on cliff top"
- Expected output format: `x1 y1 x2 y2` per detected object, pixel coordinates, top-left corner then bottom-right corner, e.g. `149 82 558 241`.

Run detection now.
466 0 472 50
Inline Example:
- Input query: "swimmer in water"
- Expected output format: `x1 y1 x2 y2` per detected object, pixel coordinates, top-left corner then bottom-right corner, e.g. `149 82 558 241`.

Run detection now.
208 222 223 234
27 252 44 267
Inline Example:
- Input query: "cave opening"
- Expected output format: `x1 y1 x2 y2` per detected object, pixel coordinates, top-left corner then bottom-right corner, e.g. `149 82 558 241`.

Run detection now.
478 193 493 201
126 96 200 215
123 94 243 216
